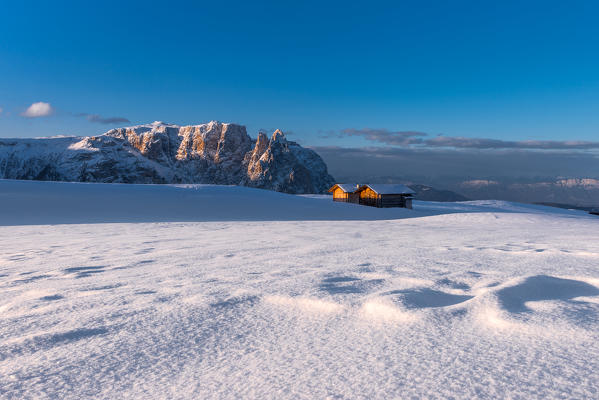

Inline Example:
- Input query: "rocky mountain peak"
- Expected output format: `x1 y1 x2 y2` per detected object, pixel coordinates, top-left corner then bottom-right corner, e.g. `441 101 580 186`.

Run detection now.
271 129 286 142
0 121 335 194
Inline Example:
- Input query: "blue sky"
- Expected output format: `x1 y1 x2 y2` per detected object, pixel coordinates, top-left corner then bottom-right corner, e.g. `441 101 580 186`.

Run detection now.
1 0 599 150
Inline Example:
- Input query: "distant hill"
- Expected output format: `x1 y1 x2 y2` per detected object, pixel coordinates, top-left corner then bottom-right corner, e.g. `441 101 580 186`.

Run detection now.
408 184 469 202
456 178 599 208
534 202 599 213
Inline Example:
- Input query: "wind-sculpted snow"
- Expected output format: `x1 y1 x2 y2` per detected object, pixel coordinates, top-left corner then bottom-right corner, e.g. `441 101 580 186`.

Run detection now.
1 182 599 398
0 121 335 194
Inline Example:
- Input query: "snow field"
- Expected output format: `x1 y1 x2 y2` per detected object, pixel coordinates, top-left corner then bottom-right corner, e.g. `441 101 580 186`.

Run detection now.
1 210 598 399
1 180 598 398
0 179 587 226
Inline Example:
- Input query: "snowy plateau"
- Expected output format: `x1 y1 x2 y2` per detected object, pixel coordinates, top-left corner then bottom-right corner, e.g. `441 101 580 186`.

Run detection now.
1 179 599 399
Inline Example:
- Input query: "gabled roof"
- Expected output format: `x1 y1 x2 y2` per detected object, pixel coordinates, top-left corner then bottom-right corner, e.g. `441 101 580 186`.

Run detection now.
328 183 359 193
356 184 415 195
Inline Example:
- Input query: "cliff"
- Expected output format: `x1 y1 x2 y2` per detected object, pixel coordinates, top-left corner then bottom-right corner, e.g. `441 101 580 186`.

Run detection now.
0 121 335 194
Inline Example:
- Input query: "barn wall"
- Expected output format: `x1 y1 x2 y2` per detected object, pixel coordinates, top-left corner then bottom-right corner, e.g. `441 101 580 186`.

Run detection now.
359 188 380 207
348 193 360 204
357 190 413 208
359 188 377 199
380 194 407 208
332 188 349 202
333 185 413 208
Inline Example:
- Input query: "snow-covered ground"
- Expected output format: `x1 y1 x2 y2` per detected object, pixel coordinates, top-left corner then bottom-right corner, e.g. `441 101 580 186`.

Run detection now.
1 180 598 399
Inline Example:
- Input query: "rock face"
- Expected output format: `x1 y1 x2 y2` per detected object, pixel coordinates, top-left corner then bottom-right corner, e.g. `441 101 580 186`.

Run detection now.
0 121 335 194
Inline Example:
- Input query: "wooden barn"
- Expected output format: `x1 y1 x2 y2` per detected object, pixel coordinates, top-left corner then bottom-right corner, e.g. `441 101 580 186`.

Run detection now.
328 183 415 209
328 183 360 204
355 184 415 208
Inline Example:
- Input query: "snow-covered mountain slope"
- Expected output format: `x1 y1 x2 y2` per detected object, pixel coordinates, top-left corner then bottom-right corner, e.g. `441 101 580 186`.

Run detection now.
0 179 590 226
0 121 335 194
457 178 599 207
1 181 598 399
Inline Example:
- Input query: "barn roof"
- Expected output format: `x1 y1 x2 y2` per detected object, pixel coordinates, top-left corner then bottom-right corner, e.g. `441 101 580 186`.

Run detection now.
328 183 359 193
356 184 415 195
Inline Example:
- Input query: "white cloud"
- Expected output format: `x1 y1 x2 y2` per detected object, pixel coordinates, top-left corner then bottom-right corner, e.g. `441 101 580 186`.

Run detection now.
21 102 54 118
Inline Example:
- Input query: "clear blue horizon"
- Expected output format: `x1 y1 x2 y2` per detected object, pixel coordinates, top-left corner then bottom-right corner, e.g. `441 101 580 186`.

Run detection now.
1 1 598 150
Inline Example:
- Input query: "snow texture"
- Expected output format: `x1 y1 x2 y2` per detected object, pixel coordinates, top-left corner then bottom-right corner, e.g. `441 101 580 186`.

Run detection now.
1 180 599 399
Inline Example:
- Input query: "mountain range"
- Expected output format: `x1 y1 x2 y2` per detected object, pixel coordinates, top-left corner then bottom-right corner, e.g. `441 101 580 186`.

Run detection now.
0 121 335 194
3 121 596 206
455 178 599 207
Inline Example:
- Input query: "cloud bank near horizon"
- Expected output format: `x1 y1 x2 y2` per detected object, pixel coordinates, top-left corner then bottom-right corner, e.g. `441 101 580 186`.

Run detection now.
329 128 599 150
313 145 599 184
